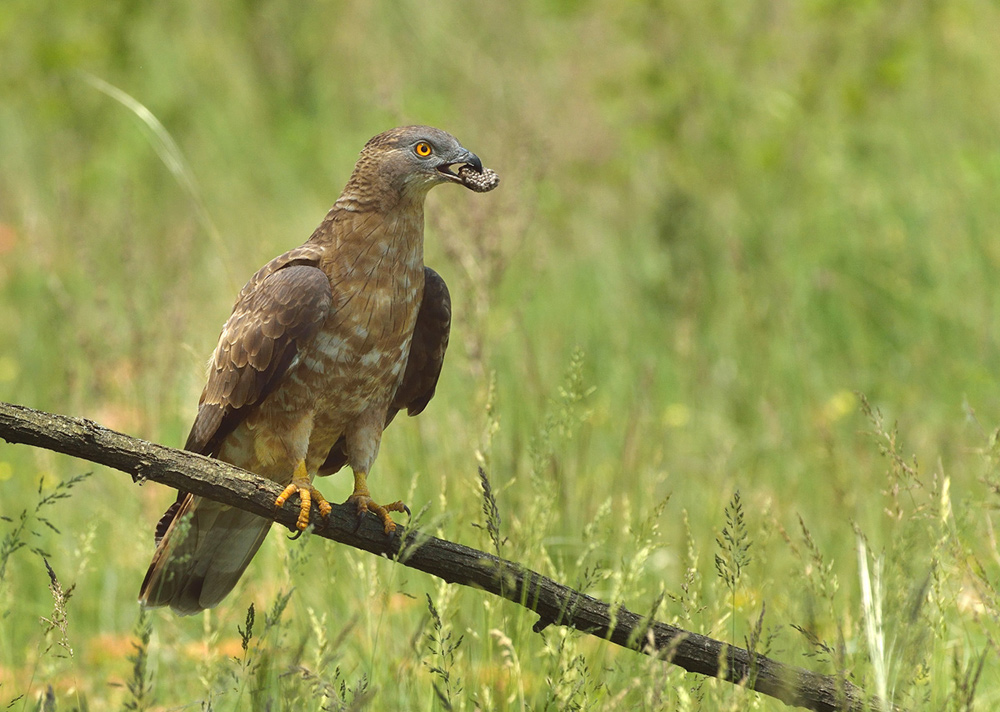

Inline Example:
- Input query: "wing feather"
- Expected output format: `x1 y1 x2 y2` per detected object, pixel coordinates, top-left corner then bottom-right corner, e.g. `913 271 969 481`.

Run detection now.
392 267 451 417
184 248 332 455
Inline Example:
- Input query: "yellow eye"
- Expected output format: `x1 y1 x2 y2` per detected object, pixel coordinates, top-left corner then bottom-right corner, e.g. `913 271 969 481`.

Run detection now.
415 141 432 157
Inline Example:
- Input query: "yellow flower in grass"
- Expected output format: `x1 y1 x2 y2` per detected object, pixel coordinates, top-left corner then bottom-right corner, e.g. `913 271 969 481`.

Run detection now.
662 402 691 428
820 390 857 426
0 356 18 383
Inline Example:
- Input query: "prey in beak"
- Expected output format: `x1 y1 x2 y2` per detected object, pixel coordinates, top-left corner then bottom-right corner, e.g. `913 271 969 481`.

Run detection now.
437 150 484 183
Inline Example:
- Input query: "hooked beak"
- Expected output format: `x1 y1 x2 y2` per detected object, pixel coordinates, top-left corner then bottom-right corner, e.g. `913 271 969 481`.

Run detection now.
437 148 484 182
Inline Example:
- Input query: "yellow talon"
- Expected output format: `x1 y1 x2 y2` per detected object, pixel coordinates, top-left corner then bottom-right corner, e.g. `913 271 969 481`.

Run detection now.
275 460 331 530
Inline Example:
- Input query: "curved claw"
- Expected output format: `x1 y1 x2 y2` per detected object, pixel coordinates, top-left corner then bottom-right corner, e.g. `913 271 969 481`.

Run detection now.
348 494 407 535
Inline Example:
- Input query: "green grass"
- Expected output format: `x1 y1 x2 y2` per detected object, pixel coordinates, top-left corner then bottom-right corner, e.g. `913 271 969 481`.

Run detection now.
3 0 1000 709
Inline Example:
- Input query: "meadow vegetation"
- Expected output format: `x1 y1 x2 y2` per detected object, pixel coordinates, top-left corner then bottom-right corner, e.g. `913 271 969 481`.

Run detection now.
3 0 1000 709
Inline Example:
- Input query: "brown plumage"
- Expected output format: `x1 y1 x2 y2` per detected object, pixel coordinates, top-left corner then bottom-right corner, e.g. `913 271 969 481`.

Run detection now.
139 126 495 615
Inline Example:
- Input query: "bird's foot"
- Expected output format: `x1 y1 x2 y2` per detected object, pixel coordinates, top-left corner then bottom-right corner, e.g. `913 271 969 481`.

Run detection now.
347 493 408 534
346 470 407 534
275 462 332 531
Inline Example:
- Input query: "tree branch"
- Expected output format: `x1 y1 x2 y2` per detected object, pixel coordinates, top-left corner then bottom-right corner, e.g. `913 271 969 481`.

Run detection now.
0 401 879 712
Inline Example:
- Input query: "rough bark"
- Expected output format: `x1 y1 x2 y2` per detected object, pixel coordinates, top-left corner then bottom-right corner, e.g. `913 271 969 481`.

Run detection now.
0 401 883 712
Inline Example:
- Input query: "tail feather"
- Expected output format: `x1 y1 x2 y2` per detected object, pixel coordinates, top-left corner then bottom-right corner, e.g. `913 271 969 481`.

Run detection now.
139 494 272 615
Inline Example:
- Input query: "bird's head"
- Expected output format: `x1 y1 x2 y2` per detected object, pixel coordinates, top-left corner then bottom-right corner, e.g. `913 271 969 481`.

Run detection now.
351 126 489 202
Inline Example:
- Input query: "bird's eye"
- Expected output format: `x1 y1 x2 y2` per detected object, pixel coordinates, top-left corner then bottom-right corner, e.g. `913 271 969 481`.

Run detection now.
415 141 433 157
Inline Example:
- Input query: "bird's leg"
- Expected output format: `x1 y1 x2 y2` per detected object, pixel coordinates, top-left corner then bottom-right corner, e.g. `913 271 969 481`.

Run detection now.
346 470 408 534
275 459 332 531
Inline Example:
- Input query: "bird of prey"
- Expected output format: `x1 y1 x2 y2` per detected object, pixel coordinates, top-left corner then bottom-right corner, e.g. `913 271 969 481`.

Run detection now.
139 126 499 615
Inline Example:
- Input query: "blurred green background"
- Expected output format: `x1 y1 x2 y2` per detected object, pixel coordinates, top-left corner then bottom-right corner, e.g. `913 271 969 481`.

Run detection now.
3 0 1000 709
